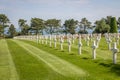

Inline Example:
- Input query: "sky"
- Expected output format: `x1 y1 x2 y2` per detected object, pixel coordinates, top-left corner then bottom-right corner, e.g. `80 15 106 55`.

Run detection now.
0 0 120 28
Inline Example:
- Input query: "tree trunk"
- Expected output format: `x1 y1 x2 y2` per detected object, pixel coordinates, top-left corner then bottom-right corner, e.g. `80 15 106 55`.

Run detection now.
84 25 86 33
36 29 38 35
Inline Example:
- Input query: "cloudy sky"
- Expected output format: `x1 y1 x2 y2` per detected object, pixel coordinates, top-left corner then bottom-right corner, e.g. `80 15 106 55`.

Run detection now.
1 0 120 28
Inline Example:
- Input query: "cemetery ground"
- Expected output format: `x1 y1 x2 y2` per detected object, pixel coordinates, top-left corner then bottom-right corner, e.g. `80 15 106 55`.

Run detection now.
0 37 120 80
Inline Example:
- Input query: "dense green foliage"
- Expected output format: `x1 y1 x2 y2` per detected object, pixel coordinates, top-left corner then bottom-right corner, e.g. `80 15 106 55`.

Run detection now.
45 19 61 34
93 16 119 33
0 14 9 37
8 24 16 38
63 19 78 34
106 16 112 25
79 18 91 34
1 13 120 36
93 19 110 33
30 18 44 35
18 19 29 35
0 25 4 37
118 17 120 28
110 17 118 33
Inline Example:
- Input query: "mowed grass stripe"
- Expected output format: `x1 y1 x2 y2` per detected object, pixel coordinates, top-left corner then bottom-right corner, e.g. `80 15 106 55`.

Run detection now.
0 39 19 80
22 39 120 80
7 40 73 80
12 39 88 78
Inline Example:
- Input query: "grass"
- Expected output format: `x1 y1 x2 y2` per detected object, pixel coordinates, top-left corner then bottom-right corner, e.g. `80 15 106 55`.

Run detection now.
0 39 19 80
20 37 120 80
7 39 80 80
0 37 120 80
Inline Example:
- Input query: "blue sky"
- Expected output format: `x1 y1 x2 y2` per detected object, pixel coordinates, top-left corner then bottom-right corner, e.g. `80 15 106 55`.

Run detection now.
1 0 120 28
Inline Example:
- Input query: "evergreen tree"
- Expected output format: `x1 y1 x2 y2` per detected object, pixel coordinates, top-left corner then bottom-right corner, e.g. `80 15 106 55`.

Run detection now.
8 24 16 38
31 18 45 35
0 14 9 37
117 17 120 28
110 17 118 33
45 19 61 35
63 19 78 34
0 25 4 36
18 19 29 35
79 18 91 34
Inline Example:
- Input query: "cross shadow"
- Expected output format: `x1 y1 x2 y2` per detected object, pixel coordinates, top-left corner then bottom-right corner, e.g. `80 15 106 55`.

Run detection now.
99 62 112 67
69 53 74 55
61 50 65 52
110 64 120 76
82 57 89 60
54 48 58 50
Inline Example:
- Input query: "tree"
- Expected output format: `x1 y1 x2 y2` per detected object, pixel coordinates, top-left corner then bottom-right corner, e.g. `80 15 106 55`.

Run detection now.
106 16 112 25
0 25 3 36
117 17 120 28
18 19 30 35
8 24 16 38
30 18 44 35
18 19 26 28
0 14 9 37
45 19 61 34
18 19 27 35
63 19 78 34
22 24 29 35
80 18 91 33
93 18 110 34
110 17 118 33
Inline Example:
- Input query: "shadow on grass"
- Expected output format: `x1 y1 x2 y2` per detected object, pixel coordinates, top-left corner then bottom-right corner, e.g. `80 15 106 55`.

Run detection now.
61 50 65 52
54 48 58 50
44 45 47 47
100 48 108 50
110 64 120 76
97 62 120 76
99 62 112 67
82 57 89 60
99 62 120 76
69 53 74 55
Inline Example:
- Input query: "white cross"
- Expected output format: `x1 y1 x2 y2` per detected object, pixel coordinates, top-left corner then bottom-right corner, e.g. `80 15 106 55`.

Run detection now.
60 37 63 50
68 38 71 52
92 41 97 59
78 35 82 55
111 42 119 64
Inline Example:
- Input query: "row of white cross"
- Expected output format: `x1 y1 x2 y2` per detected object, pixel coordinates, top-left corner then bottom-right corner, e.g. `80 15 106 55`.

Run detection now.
14 33 120 64
105 33 119 64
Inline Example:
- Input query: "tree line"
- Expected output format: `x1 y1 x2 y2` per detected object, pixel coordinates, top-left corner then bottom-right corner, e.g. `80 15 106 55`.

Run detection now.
0 14 119 38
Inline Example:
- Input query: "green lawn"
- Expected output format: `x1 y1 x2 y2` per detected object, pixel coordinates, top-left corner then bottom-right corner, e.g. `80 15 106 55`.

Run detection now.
19 37 120 80
0 38 120 80
0 39 19 80
7 40 75 80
